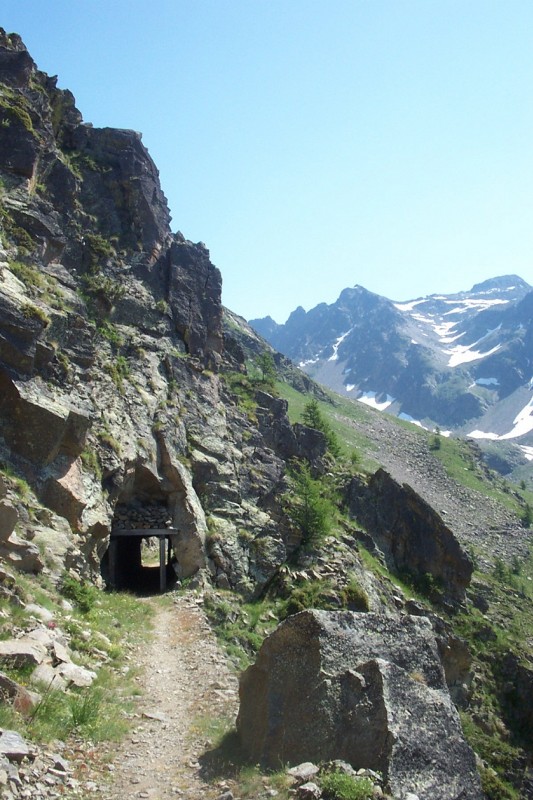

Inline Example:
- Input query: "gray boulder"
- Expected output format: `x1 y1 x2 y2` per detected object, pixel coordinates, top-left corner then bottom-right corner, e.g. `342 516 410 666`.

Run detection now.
0 638 47 668
237 610 482 800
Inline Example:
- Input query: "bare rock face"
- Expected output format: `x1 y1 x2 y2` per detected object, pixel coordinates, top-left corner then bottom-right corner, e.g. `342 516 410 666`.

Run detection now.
0 374 91 467
167 239 223 363
237 610 482 800
344 468 473 602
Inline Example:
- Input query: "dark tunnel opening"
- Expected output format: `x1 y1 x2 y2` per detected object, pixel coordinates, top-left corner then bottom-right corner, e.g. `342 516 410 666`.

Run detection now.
101 531 178 594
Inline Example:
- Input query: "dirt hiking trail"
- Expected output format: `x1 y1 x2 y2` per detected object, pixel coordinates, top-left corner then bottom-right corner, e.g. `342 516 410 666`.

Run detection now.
81 593 239 800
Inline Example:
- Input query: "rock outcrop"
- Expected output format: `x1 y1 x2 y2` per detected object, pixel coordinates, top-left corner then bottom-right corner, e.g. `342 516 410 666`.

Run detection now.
237 610 483 800
344 468 473 602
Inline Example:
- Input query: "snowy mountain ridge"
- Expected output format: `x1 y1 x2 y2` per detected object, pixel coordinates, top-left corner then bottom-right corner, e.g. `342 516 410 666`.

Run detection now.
250 275 533 465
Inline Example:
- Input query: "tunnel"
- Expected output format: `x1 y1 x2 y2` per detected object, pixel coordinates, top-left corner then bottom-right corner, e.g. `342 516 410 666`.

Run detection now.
100 465 179 594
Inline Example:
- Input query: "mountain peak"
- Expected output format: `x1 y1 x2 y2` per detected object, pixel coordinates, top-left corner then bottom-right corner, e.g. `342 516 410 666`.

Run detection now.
469 274 531 295
252 275 533 435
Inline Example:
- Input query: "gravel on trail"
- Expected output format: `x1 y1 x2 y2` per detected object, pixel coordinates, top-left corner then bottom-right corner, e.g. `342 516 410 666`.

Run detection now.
73 594 239 800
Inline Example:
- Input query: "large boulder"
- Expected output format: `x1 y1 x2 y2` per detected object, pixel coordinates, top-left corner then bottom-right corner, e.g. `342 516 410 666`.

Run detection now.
0 638 47 668
344 468 472 602
237 610 482 800
0 500 18 541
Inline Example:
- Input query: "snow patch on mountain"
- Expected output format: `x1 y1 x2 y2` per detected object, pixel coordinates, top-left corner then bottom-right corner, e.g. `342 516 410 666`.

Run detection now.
398 412 428 430
475 377 500 387
442 298 509 313
447 342 502 368
357 391 395 411
394 299 425 312
468 430 500 440
328 329 352 362
469 396 533 441
521 446 533 461
500 397 533 439
435 322 463 343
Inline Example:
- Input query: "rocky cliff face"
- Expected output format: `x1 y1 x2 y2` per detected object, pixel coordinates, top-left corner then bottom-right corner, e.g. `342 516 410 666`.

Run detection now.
0 28 321 596
344 468 473 604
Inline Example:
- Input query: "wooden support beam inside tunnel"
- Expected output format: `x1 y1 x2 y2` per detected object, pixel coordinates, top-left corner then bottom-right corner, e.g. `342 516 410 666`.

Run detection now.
108 528 177 593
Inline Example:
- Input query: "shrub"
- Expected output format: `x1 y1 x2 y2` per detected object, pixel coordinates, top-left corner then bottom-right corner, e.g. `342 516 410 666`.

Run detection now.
60 573 98 613
319 770 374 800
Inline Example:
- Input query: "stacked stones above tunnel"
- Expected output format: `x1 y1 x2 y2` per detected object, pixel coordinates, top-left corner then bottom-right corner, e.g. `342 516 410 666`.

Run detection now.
112 501 172 531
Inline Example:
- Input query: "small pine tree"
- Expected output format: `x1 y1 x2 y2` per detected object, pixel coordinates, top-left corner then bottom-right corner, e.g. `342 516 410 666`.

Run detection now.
302 398 322 429
302 398 341 458
430 426 441 450
257 351 276 387
287 461 333 546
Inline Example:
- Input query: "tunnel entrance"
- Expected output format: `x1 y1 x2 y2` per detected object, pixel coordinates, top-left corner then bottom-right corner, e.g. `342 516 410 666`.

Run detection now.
100 463 179 593
100 461 207 593
107 528 176 593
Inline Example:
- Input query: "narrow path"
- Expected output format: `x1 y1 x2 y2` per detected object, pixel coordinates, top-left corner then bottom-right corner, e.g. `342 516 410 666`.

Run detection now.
80 593 239 800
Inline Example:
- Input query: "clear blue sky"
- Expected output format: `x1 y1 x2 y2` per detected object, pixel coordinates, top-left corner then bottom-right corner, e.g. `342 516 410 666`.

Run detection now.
3 1 533 322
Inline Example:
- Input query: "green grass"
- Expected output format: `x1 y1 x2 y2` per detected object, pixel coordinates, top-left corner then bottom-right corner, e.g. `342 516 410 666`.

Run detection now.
0 464 33 500
104 355 130 393
276 383 378 470
0 89 34 132
203 592 282 670
0 575 153 747
8 260 45 289
21 303 50 327
222 371 260 420
460 712 520 800
431 435 531 515
28 665 135 743
277 381 533 523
